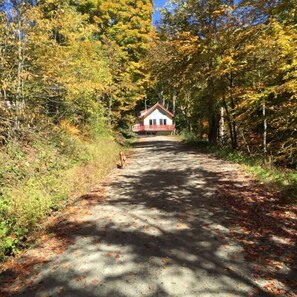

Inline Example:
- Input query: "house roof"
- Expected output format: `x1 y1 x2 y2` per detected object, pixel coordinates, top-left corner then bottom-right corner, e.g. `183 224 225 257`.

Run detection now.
139 102 174 119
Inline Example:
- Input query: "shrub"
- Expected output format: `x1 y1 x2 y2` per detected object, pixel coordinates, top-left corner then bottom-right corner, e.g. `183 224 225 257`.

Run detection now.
0 127 121 261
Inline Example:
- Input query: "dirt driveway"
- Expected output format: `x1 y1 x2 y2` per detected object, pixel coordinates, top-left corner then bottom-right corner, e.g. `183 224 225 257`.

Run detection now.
1 136 295 297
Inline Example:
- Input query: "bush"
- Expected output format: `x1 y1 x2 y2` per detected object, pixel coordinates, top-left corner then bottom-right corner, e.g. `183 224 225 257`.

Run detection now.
0 127 121 261
181 130 199 143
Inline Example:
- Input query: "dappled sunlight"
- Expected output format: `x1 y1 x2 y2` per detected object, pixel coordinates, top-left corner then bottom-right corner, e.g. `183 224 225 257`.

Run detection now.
1 137 293 296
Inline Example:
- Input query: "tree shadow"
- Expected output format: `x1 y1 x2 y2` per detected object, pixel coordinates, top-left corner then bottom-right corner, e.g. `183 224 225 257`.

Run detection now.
1 138 294 296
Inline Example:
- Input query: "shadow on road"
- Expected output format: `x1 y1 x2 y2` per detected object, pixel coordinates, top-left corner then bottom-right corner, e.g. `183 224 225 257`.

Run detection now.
1 138 295 297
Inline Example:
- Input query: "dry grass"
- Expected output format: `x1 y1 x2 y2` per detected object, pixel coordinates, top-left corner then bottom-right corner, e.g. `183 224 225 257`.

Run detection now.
0 135 121 260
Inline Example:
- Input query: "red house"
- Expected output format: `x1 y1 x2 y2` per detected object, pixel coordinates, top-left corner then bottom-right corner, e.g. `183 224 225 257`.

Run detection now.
132 102 175 134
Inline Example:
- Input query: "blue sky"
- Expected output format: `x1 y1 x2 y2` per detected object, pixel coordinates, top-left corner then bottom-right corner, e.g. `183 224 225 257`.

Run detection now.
153 0 168 24
2 0 166 24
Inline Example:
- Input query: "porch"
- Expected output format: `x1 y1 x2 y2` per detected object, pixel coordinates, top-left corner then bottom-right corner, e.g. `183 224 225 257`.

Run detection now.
132 124 175 132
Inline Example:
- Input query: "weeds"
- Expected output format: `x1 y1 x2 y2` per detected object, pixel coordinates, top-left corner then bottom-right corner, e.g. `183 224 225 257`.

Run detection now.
182 133 297 203
0 129 121 261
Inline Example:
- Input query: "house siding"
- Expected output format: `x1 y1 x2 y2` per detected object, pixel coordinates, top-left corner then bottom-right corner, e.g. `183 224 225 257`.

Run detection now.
143 108 173 126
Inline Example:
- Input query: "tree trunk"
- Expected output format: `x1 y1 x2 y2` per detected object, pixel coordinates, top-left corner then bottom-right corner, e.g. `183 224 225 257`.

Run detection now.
16 24 23 102
108 94 112 126
263 99 267 155
208 113 218 145
172 93 176 118
219 107 225 143
240 129 251 155
15 13 26 134
207 75 218 145
222 96 236 149
228 72 238 149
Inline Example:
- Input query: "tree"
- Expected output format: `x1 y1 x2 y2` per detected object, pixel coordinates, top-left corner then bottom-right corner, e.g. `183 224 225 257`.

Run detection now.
0 0 113 142
148 0 296 165
75 0 154 127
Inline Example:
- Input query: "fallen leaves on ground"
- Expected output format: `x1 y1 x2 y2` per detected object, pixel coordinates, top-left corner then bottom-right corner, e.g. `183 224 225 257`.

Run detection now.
0 188 107 296
216 180 296 296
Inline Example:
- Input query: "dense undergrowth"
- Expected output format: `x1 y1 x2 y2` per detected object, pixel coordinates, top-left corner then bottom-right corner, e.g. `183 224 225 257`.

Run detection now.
182 131 297 203
0 126 122 261
0 0 148 263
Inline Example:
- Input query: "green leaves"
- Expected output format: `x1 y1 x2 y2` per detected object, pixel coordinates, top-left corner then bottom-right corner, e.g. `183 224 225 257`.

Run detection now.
148 0 297 164
90 0 154 125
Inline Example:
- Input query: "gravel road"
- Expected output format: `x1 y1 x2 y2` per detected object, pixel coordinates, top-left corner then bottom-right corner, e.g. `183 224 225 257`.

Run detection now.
4 136 273 297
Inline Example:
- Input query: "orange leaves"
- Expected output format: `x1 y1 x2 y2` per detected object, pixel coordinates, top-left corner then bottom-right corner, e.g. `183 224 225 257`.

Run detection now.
217 180 296 295
161 257 169 269
91 278 99 285
262 282 290 296
106 252 121 260
0 181 109 296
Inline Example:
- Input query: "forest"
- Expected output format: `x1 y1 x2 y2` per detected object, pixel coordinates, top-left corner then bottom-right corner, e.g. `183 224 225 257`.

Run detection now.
0 0 296 260
148 0 296 167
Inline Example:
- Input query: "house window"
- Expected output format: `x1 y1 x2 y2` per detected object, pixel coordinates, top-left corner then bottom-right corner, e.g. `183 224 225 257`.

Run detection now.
149 119 153 125
159 119 163 125
164 119 167 125
149 119 156 125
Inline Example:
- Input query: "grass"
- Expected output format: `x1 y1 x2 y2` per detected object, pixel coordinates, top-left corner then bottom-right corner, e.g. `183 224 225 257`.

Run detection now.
182 132 297 203
0 129 122 261
212 149 297 200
